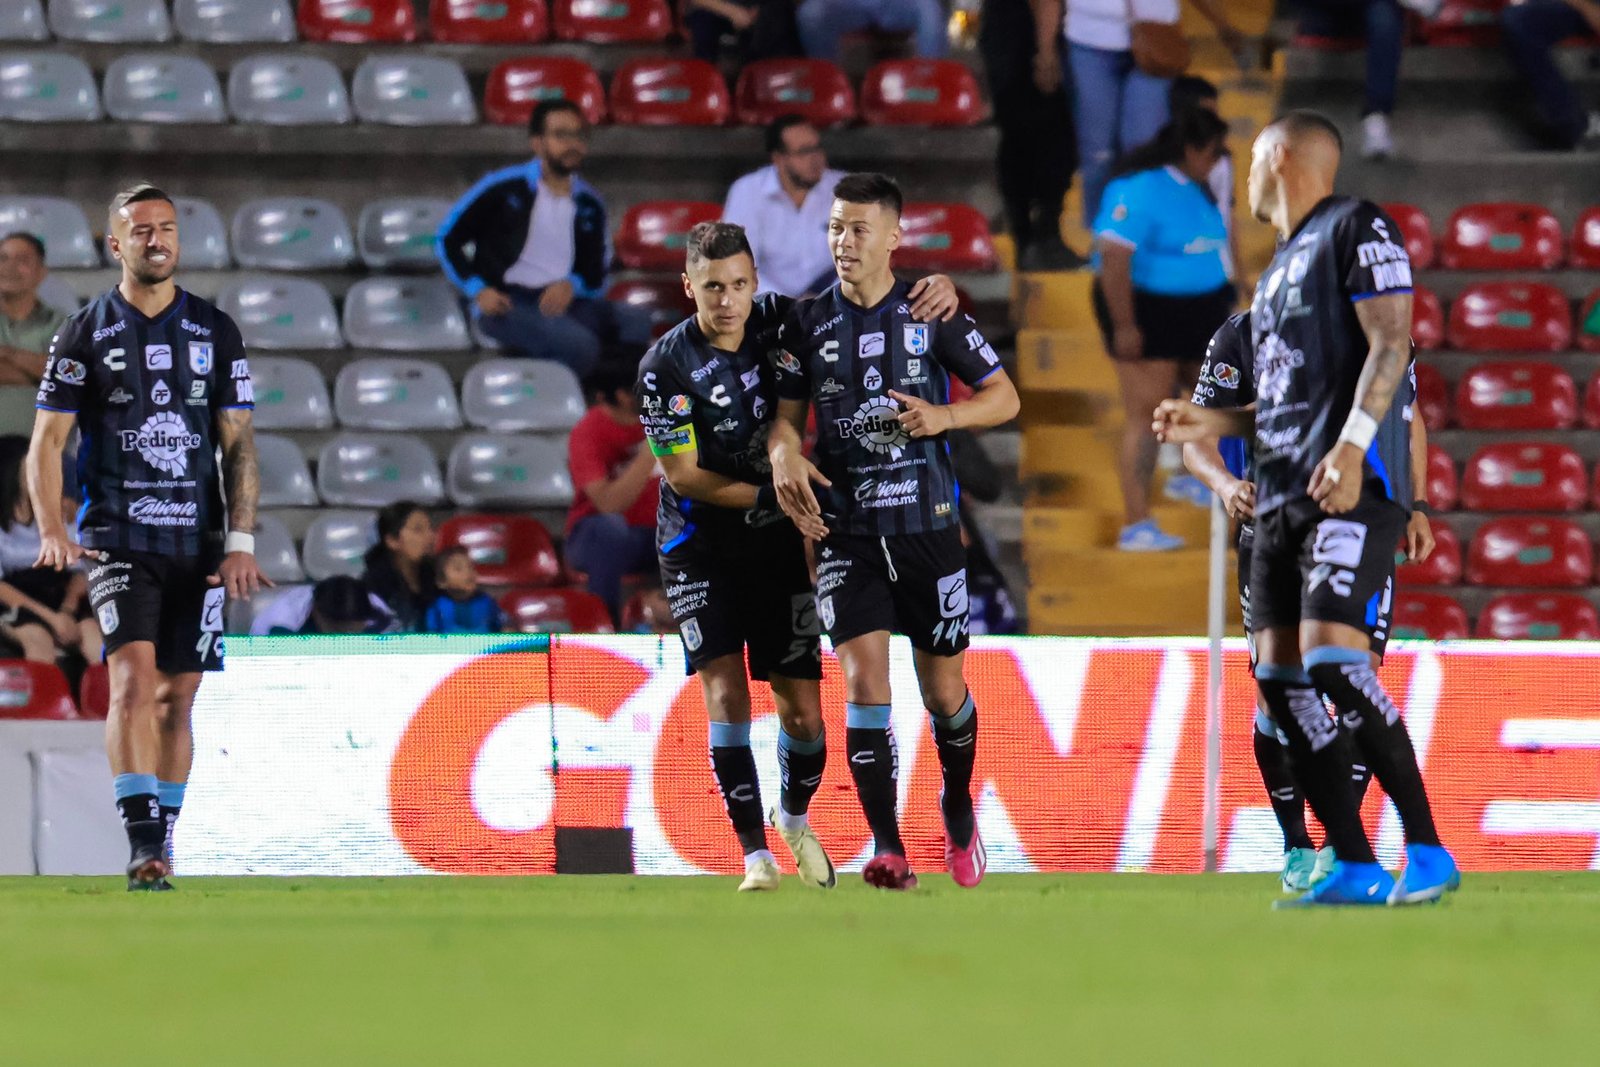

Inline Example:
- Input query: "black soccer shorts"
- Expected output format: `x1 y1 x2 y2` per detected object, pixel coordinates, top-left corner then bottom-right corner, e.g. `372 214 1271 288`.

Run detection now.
659 515 821 682
815 525 970 656
86 549 226 674
1238 520 1395 670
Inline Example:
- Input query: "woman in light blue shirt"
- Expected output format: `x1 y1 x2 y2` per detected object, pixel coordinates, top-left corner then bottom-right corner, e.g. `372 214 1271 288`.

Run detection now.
1091 107 1234 551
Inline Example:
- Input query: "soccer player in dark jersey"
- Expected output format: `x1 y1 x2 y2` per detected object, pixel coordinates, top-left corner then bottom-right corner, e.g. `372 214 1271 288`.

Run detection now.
768 174 1020 891
1155 111 1460 907
28 184 267 890
638 220 958 891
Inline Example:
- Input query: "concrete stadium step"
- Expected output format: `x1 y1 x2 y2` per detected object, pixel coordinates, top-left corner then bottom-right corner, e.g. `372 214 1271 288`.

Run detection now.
1024 503 1214 554
1337 157 1600 230
1012 271 1095 331
1277 80 1581 157
1432 428 1600 463
1431 509 1600 546
1412 584 1600 624
1028 548 1238 634
1286 45 1600 88
1015 328 1117 393
1422 352 1600 388
1417 270 1600 302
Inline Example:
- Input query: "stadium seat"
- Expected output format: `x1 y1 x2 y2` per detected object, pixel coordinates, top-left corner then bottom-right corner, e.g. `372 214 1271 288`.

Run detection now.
0 52 102 122
1411 361 1449 430
342 277 471 351
1460 442 1587 512
499 587 614 634
227 54 352 125
357 197 450 270
436 513 561 586
172 196 230 269
247 355 334 430
297 0 417 43
1454 360 1577 430
1425 444 1458 511
1476 592 1600 640
1446 282 1572 352
483 56 606 127
48 0 171 41
334 357 463 431
0 1 48 41
0 196 100 268
35 276 79 318
78 661 108 719
895 202 998 272
1395 520 1461 585
231 197 355 271
605 278 694 337
1440 202 1564 270
217 277 344 349
317 433 445 507
0 660 77 720
1390 593 1470 641
174 0 297 42
255 513 307 585
255 433 319 506
461 358 585 432
861 59 985 126
446 433 573 508
1421 0 1507 46
351 55 476 126
1579 290 1600 354
1572 206 1600 269
1378 202 1434 270
0 386 36 433
1467 516 1592 587
431 0 548 42
1411 285 1444 351
550 0 670 43
614 201 720 270
608 58 729 126
301 509 377 580
734 58 855 127
103 53 227 124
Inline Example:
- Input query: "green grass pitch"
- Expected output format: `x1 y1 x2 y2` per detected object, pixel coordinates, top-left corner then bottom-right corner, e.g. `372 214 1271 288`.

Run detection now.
4 872 1597 1064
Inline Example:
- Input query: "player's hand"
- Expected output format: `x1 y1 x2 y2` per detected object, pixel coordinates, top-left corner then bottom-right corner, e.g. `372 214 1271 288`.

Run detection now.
34 531 98 572
906 274 961 322
770 442 832 535
889 389 953 438
1151 398 1219 445
1406 510 1435 562
475 287 512 317
209 551 274 602
1222 478 1257 520
1113 323 1143 362
1309 443 1364 515
539 279 575 318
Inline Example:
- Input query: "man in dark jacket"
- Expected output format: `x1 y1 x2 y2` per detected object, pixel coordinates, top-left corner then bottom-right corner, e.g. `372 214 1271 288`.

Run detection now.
436 100 651 376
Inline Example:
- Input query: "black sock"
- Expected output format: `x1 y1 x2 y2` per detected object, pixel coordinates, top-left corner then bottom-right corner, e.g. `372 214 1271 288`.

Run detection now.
115 794 164 856
160 805 180 859
1255 670 1375 865
708 722 766 856
777 725 826 817
845 703 904 856
1349 755 1373 810
1309 652 1440 847
931 694 978 849
1252 709 1314 851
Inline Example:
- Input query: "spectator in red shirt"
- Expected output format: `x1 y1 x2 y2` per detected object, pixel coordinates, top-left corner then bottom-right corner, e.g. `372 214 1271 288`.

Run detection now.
566 362 661 622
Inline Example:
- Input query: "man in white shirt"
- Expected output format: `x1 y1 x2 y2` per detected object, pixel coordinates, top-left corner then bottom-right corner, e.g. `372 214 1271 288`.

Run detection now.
721 116 846 298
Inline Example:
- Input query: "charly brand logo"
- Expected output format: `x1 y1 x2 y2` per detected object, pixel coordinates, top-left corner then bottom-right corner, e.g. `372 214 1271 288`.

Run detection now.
119 412 202 477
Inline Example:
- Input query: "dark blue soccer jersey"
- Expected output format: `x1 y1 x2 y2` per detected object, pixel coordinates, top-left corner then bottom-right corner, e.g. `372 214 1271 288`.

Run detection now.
1193 311 1256 482
36 287 252 556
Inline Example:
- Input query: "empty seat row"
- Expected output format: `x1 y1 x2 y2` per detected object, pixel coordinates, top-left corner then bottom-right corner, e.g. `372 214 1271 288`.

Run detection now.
1383 201 1600 271
1411 360 1600 432
0 659 107 721
1398 517 1600 588
1393 591 1600 642
1425 441 1600 513
1408 282 1600 354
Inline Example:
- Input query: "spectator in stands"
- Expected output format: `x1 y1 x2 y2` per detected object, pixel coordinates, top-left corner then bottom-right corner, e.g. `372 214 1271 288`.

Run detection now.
361 502 437 631
685 0 802 63
796 0 948 62
437 100 651 378
425 548 504 634
0 435 99 664
1501 0 1600 150
1090 108 1234 552
0 233 65 386
250 575 396 636
722 116 847 297
566 362 660 624
1169 75 1242 283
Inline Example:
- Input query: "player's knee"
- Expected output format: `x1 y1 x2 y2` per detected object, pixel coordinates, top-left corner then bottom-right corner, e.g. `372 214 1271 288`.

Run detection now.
1303 645 1367 700
919 676 968 718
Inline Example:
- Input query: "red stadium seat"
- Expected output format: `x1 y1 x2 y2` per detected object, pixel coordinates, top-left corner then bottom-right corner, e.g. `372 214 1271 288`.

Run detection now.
1571 207 1600 269
550 0 670 42
1421 0 1507 46
609 58 729 126
1466 516 1592 587
1411 284 1445 350
79 662 109 720
861 60 985 126
484 57 606 127
1425 444 1458 511
895 202 998 272
1454 360 1577 430
437 514 561 587
430 0 548 42
1446 282 1572 352
1460 442 1587 511
1476 592 1600 640
1578 290 1600 354
0 661 78 720
298 0 418 43
734 59 856 127
1390 593 1470 640
1412 361 1449 430
607 278 696 337
1440 202 1564 270
500 587 615 633
1380 202 1435 270
615 200 720 270
1396 520 1461 586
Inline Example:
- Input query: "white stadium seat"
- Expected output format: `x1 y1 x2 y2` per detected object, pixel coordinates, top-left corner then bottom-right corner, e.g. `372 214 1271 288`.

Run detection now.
342 277 470 352
356 197 450 271
0 197 100 268
36 275 82 318
48 0 171 42
0 1 48 41
173 0 296 43
351 56 476 126
301 509 377 581
173 196 231 270
247 356 334 430
254 513 306 585
334 357 463 431
461 359 585 433
231 197 355 271
217 277 344 350
446 433 573 508
0 53 102 122
103 53 227 124
256 433 318 507
317 433 445 508
227 54 351 125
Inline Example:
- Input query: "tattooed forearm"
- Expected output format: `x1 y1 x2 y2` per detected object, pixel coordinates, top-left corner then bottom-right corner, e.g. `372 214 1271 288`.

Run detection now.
1351 292 1414 423
218 409 260 536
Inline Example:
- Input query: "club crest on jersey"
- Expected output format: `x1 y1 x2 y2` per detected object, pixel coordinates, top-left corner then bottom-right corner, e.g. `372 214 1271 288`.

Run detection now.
144 344 172 370
835 398 909 459
818 595 835 632
96 601 119 635
903 324 929 356
680 618 703 652
189 342 214 376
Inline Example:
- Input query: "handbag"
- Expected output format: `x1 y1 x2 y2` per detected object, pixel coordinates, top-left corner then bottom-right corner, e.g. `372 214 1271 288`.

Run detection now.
1124 0 1190 78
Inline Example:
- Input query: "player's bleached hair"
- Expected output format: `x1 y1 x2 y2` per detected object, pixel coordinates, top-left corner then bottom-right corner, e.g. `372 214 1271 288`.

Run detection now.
108 182 173 224
684 221 753 269
1271 109 1344 154
833 172 903 217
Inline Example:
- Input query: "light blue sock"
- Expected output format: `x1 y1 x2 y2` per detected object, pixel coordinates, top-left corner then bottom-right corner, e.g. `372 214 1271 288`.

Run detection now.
931 692 976 733
845 702 891 729
777 726 825 755
708 721 751 748
158 780 186 809
113 772 158 801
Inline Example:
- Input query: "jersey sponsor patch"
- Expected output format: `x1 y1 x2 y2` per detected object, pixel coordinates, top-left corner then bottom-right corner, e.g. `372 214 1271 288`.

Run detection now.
151 380 171 406
835 398 909 459
858 331 884 358
119 411 203 477
648 424 697 456
107 387 134 405
189 341 214 376
937 570 969 620
863 366 883 392
129 495 198 527
201 586 226 633
1312 518 1369 569
1212 362 1240 388
54 358 86 384
669 394 692 416
144 344 172 370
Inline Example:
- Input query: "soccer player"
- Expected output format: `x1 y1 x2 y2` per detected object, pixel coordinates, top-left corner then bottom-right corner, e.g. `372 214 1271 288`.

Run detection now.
637 220 958 891
28 184 267 890
768 174 1020 891
1182 312 1435 891
1155 111 1460 907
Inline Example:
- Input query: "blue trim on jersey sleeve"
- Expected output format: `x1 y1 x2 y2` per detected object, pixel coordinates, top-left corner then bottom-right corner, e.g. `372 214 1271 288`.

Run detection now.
1365 590 1381 627
972 365 1002 385
218 404 254 410
1350 288 1412 303
35 404 78 413
1366 442 1393 499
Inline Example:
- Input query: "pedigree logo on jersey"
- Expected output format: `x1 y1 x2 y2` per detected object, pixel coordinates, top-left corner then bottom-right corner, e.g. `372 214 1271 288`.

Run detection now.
1256 334 1305 405
835 399 910 459
119 412 202 477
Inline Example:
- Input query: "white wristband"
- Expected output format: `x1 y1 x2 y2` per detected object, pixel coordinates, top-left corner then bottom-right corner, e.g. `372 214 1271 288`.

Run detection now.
1337 409 1379 452
225 531 255 556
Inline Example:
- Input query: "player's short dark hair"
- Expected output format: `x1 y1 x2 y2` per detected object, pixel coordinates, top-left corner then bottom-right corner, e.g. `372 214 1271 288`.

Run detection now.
685 221 753 269
0 231 46 263
529 98 585 137
1272 109 1344 153
583 360 639 406
108 182 173 223
765 113 814 155
1169 75 1218 115
832 172 902 217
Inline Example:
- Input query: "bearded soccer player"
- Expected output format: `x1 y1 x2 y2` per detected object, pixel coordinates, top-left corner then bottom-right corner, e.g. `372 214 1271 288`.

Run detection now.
637 221 958 891
768 174 1020 891
29 184 267 890
1156 111 1459 907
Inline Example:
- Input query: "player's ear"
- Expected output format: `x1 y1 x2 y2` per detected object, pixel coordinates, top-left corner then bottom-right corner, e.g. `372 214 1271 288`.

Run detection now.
106 232 121 264
681 272 694 301
887 220 901 253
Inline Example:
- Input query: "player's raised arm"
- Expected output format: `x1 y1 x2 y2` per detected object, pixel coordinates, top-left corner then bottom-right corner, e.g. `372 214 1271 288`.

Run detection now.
28 410 91 571
213 408 272 601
